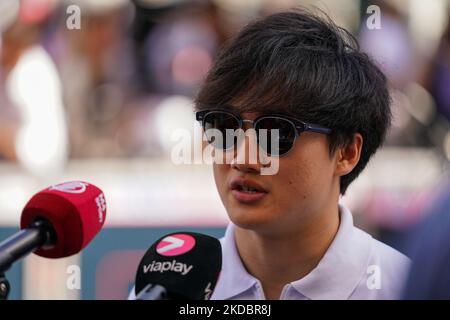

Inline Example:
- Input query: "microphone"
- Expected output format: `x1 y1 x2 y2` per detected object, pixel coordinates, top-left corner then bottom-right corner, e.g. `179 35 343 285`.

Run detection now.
134 232 222 300
0 181 107 273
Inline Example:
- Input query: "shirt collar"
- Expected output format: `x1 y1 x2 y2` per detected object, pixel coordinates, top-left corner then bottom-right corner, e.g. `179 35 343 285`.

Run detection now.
212 223 257 299
212 203 372 300
290 204 372 299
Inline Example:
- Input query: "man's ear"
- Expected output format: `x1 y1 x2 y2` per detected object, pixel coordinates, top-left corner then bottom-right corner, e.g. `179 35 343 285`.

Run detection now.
334 133 363 177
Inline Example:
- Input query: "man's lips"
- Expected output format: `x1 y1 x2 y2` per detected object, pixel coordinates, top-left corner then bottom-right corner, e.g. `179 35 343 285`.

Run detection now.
230 178 268 203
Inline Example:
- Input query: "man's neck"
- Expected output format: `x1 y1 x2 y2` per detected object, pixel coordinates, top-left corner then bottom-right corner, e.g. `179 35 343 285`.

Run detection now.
233 205 340 300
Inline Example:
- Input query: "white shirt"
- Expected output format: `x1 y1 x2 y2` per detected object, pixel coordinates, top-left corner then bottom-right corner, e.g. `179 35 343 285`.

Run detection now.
210 204 411 300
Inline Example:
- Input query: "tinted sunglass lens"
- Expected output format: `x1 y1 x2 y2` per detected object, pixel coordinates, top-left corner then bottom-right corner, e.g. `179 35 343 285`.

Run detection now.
203 112 240 150
256 117 296 156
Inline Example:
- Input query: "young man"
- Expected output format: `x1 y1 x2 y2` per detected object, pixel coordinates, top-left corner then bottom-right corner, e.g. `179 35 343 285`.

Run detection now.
195 9 410 300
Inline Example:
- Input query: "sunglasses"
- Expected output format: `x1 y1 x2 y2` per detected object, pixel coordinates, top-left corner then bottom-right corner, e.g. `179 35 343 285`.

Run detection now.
196 109 331 156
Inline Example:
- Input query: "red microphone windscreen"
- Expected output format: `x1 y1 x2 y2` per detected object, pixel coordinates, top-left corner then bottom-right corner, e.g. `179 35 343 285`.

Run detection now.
20 181 107 258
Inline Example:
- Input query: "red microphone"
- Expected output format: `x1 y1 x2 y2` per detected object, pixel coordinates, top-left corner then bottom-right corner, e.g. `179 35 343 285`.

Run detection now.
0 181 107 272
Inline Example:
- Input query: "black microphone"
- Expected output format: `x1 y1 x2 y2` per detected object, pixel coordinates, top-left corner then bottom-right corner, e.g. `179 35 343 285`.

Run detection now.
0 220 56 273
134 232 222 300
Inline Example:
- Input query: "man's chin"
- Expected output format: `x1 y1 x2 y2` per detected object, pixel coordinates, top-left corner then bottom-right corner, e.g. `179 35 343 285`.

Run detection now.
227 208 276 231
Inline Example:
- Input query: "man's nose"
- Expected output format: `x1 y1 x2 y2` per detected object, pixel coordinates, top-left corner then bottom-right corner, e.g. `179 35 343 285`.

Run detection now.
231 127 263 174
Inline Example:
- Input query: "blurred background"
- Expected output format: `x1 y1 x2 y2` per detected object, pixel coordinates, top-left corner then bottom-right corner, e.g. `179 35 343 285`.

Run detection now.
0 0 449 299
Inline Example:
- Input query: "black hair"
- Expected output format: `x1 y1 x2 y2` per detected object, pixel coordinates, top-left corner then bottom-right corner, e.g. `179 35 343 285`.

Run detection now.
195 8 392 194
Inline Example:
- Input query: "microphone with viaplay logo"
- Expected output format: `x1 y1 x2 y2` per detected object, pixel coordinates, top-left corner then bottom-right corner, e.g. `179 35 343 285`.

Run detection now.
0 181 107 273
134 232 222 300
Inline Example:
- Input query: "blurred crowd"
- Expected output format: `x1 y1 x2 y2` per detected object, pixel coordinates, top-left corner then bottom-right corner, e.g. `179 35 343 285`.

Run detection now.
1 0 450 277
0 0 230 169
1 0 450 163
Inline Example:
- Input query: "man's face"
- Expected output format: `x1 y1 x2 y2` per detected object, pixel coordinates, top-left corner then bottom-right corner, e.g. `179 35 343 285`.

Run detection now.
212 112 340 236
